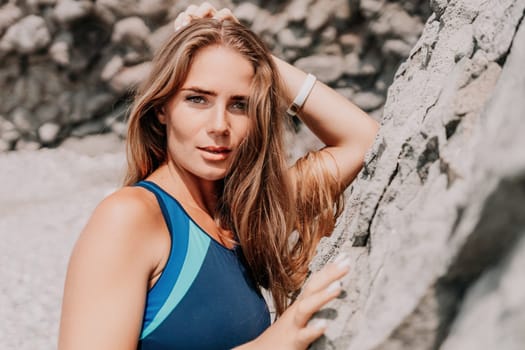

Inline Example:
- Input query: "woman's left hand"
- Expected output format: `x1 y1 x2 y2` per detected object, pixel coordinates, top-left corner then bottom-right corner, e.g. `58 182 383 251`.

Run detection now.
234 255 351 349
173 2 238 31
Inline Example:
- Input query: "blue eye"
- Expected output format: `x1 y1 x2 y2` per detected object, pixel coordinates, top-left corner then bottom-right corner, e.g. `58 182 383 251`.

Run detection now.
231 100 247 111
186 95 206 104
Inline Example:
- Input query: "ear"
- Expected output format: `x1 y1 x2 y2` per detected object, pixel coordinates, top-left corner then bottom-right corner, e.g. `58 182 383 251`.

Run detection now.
157 106 167 125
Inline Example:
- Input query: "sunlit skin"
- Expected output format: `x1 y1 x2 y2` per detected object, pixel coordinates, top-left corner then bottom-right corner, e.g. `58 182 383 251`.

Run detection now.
158 45 254 188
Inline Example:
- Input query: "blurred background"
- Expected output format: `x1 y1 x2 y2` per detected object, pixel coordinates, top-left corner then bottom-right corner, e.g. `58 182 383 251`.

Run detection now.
0 0 431 151
0 0 432 349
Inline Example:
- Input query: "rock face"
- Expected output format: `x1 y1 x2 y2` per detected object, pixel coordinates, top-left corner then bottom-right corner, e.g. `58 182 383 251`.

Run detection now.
0 0 430 150
309 0 525 348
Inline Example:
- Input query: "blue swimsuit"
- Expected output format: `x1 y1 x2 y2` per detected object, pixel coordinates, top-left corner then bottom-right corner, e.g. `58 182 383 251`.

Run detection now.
135 181 270 350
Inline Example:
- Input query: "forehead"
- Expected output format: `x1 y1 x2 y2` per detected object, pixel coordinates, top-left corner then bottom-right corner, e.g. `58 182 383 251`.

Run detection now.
182 45 254 94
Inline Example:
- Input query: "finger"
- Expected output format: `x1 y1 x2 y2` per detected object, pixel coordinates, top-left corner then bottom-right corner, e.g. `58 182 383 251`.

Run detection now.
185 4 199 17
301 255 350 297
173 12 185 31
196 2 217 18
294 280 343 327
214 8 238 22
297 319 327 347
174 11 194 31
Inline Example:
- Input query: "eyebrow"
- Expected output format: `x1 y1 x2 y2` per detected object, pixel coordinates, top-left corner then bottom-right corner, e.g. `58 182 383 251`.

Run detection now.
180 87 248 100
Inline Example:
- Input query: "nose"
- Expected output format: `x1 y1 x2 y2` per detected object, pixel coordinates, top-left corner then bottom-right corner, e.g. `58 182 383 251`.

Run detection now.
207 106 230 135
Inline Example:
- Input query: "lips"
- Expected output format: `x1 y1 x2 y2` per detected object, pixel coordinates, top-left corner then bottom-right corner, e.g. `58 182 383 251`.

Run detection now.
198 146 232 155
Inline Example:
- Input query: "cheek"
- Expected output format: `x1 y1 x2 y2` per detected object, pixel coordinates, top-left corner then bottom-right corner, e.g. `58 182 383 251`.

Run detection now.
167 117 201 142
240 119 254 139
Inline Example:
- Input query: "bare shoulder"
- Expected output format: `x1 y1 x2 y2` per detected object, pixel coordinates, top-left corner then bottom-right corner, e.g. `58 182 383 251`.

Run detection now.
72 185 164 268
59 186 161 349
86 186 162 235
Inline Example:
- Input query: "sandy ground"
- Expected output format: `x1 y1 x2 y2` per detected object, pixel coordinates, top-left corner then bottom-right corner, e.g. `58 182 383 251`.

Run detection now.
0 129 309 348
0 134 126 349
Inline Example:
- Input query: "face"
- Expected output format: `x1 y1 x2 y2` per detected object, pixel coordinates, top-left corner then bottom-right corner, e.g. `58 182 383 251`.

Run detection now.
159 44 254 183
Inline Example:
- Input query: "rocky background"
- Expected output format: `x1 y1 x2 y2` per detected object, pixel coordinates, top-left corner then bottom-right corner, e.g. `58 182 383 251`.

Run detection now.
1 0 524 349
0 0 429 151
310 0 525 348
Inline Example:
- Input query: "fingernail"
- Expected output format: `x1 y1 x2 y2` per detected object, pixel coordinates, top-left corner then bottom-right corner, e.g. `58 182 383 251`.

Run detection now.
326 280 342 294
182 18 189 26
310 319 327 330
174 25 181 31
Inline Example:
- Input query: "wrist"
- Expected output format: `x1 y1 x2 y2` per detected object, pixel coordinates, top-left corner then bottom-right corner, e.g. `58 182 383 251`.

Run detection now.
286 73 317 117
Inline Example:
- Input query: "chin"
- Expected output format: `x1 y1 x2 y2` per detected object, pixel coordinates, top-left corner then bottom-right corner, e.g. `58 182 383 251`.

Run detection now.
198 169 228 182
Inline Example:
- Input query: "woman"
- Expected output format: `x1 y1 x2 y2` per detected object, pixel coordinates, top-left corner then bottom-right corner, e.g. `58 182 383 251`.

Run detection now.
58 3 379 349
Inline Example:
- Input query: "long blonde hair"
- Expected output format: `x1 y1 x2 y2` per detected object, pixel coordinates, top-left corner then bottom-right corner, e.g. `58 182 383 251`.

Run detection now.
124 19 343 315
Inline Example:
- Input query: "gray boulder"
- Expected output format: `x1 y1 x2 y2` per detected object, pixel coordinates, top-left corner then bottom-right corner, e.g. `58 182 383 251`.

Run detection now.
0 3 23 35
53 0 93 23
309 0 525 348
0 15 51 54
295 54 346 83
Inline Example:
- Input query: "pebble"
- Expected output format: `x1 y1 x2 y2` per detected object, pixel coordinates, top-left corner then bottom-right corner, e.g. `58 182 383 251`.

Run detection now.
38 122 61 144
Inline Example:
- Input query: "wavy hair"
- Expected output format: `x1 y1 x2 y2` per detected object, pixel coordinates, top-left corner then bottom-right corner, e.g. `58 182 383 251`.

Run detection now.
124 19 343 315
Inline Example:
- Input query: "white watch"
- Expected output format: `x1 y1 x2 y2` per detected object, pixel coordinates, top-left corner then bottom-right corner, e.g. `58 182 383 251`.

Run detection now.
286 73 317 117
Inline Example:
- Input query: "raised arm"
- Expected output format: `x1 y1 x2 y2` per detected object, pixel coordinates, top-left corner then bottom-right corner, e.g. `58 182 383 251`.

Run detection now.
58 189 162 350
274 56 380 187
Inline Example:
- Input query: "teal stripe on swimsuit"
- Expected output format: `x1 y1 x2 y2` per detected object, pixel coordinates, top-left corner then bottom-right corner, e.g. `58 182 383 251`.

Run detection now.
136 180 271 350
141 221 210 338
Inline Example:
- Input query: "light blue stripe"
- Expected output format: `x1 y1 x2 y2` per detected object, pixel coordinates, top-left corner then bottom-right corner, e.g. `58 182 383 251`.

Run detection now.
141 221 210 338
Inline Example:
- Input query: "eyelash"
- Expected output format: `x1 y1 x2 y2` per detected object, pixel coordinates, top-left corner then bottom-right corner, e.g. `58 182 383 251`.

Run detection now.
186 95 206 104
231 101 247 110
185 95 247 111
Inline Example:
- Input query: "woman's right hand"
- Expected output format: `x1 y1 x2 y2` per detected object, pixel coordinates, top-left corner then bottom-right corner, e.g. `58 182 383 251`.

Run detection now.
236 255 351 350
173 2 238 32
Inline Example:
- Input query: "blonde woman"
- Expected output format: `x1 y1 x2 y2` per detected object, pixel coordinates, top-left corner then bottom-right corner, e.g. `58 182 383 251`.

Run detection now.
58 3 379 349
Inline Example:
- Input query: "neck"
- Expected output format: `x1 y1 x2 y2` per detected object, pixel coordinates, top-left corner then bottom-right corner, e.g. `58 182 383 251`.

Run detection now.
163 161 220 216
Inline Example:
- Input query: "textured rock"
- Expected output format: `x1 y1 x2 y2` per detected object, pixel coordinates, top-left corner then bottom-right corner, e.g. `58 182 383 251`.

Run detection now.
0 0 429 151
278 28 312 49
96 0 138 18
233 2 260 24
344 52 381 76
101 55 124 81
352 91 385 111
49 40 70 65
382 39 413 57
53 0 93 23
440 236 525 350
360 0 386 17
0 117 20 144
294 54 346 83
0 15 51 54
15 139 41 151
0 138 10 152
370 3 423 44
306 0 346 31
147 24 173 52
38 122 61 144
109 61 152 93
112 16 150 45
11 107 36 134
0 3 23 35
137 0 172 18
309 0 525 348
